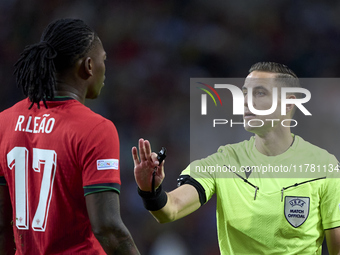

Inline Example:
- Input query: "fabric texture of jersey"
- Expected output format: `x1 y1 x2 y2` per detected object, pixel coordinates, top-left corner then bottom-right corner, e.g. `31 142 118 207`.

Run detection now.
181 135 340 255
0 98 121 255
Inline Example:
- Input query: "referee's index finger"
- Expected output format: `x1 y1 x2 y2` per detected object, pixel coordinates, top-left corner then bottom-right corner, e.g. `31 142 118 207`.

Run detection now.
131 146 140 165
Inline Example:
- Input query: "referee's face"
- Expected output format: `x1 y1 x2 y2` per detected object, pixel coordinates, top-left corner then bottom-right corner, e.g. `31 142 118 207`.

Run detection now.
242 71 284 134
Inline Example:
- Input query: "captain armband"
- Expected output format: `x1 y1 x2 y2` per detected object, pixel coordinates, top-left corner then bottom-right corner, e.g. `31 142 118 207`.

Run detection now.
177 175 206 206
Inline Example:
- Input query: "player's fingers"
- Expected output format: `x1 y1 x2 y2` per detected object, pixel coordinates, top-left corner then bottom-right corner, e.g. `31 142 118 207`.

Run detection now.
131 146 140 166
138 138 147 161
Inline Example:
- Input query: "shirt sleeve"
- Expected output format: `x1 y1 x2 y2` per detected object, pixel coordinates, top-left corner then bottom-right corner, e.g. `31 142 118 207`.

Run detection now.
320 156 340 230
80 119 121 196
180 152 224 203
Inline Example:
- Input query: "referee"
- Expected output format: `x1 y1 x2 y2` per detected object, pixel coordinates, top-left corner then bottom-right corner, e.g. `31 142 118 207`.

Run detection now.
132 62 340 254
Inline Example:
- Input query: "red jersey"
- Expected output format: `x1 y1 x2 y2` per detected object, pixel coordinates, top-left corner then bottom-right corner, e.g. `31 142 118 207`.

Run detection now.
0 97 121 254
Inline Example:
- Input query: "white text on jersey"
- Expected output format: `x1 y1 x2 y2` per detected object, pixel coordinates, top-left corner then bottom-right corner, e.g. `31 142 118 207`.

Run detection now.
15 115 55 133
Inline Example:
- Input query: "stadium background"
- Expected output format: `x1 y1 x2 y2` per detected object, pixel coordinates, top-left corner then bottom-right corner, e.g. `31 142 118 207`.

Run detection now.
1 0 340 254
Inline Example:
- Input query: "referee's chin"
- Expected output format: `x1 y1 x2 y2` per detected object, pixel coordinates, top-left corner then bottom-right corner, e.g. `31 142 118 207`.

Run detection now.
244 126 259 135
244 119 264 132
244 122 274 136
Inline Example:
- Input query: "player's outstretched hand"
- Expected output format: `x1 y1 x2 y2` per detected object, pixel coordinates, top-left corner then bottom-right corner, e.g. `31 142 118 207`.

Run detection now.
132 138 165 192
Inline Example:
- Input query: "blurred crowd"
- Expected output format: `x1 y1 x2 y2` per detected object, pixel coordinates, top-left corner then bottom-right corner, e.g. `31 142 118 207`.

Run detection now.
1 0 340 254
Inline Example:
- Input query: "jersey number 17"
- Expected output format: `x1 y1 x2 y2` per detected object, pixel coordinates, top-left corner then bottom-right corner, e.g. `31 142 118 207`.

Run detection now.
7 147 57 232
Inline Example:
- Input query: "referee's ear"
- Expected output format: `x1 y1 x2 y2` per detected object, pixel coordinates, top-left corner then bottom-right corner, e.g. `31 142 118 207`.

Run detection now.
286 94 296 117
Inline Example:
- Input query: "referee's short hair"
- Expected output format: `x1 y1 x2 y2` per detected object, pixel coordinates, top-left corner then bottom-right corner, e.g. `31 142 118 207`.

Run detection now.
249 61 301 95
249 62 297 78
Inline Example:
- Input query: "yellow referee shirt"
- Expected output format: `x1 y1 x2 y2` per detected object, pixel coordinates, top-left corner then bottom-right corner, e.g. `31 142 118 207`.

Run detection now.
181 135 340 254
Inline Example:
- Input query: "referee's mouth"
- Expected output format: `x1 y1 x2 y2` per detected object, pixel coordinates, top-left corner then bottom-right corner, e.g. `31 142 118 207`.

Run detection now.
244 112 256 119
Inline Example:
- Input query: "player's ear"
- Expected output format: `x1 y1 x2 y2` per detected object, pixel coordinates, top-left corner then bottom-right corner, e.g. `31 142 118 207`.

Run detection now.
84 57 93 76
77 57 92 80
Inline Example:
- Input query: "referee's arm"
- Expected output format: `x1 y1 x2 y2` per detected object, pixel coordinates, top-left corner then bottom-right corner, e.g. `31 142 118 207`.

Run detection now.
325 227 340 255
132 139 201 223
149 184 200 223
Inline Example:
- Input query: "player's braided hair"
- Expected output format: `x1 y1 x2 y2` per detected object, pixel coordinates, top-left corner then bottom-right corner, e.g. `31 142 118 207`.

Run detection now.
14 18 98 109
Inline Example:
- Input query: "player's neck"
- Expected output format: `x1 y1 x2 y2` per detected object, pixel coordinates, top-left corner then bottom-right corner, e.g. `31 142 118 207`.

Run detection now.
254 129 293 156
54 81 86 104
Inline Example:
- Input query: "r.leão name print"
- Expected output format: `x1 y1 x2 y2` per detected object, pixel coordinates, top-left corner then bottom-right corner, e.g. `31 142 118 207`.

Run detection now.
15 114 55 134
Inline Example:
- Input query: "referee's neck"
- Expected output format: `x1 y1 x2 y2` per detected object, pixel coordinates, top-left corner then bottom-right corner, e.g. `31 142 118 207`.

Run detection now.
254 129 293 156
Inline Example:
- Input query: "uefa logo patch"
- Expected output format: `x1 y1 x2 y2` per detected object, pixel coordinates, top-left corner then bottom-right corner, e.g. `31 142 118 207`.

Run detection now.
284 196 310 228
97 159 119 170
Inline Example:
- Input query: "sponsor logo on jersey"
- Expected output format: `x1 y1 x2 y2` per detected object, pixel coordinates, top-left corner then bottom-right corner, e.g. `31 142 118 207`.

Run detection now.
284 196 310 227
97 159 119 170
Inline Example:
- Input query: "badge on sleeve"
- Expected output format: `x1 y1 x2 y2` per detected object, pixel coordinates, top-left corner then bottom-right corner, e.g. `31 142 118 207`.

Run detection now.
97 159 119 170
284 196 310 228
